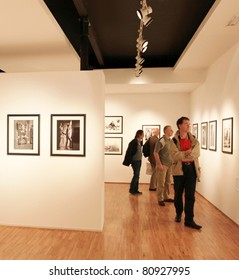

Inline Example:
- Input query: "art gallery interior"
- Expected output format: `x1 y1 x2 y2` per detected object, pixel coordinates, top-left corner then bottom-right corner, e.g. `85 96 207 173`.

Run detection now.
0 0 239 259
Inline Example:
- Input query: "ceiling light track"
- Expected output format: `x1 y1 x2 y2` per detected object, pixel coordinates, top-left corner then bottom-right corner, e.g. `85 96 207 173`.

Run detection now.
135 0 153 77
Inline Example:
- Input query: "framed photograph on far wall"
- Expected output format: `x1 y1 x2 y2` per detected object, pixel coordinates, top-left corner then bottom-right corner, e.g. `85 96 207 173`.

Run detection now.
222 117 233 154
192 123 198 139
201 122 208 150
209 120 217 151
105 137 123 155
7 114 40 156
142 125 161 141
105 116 123 134
51 114 86 156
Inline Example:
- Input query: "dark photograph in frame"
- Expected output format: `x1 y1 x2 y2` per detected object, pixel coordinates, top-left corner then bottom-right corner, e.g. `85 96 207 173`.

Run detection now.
51 114 86 156
222 117 233 154
209 120 217 151
7 114 40 156
104 137 123 155
142 125 161 141
201 122 208 150
192 123 198 139
105 116 123 134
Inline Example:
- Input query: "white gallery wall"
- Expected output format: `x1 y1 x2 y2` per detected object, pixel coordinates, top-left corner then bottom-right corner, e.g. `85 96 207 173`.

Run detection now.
0 70 105 231
105 92 190 184
190 42 239 225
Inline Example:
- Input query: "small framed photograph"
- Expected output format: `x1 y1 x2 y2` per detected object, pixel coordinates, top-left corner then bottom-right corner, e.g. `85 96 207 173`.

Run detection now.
105 116 123 134
105 137 123 155
192 123 198 139
142 125 160 141
222 117 233 154
51 114 86 156
209 120 217 151
201 122 208 150
7 114 40 156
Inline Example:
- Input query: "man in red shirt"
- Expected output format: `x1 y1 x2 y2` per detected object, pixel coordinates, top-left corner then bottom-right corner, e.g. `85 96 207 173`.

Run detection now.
171 116 202 229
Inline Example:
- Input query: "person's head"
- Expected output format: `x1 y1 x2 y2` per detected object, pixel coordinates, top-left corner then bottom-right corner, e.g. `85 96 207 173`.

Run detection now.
135 129 144 141
163 125 173 137
153 128 160 137
176 116 190 133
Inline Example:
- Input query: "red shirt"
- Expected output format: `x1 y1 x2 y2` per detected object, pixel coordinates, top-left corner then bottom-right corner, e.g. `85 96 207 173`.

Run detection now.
179 138 191 151
179 138 193 162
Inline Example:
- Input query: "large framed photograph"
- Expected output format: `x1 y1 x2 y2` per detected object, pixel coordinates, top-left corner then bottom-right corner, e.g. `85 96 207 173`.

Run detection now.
105 116 123 134
192 123 198 139
142 125 160 141
7 114 40 155
222 117 233 154
104 137 123 155
51 114 86 156
201 122 208 150
209 120 217 151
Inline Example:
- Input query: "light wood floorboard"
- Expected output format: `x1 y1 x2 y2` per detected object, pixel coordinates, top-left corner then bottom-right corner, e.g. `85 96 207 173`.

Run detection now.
0 183 239 260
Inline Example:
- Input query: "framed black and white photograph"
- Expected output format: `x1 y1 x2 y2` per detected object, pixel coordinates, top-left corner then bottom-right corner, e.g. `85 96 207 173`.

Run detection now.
7 114 40 155
105 116 123 134
142 125 160 141
51 114 86 156
209 120 217 151
192 123 198 139
104 137 123 155
222 117 233 154
201 122 208 150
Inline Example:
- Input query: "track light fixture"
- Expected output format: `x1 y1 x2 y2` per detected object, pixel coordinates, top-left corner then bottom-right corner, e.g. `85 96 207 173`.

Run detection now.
135 0 153 77
136 5 152 21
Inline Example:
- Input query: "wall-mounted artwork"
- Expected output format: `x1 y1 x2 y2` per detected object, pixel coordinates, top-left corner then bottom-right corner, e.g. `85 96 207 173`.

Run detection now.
142 125 160 141
209 120 217 151
192 123 198 139
51 114 86 156
105 116 123 134
201 122 208 150
105 137 123 155
222 117 233 154
7 114 40 156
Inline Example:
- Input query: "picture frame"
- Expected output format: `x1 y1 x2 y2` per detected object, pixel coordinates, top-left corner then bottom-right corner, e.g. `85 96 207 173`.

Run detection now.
105 116 123 134
201 122 208 150
209 120 217 151
192 123 198 139
51 114 86 157
222 117 233 154
142 125 161 141
7 114 40 156
104 137 123 155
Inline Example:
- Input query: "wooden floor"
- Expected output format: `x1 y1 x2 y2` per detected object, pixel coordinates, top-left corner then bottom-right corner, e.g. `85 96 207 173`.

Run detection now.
0 183 239 260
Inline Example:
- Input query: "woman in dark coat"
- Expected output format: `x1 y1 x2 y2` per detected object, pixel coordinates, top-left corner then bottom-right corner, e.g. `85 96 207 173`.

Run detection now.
123 130 144 195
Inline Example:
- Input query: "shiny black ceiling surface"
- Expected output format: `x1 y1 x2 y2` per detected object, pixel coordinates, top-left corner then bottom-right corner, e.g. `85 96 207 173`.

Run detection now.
44 0 216 70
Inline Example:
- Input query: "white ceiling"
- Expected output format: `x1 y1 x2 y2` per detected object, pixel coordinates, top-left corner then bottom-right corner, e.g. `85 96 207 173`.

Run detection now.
1 0 239 94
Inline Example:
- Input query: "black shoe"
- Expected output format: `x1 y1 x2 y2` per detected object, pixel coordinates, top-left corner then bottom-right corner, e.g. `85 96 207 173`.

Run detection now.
158 201 165 206
184 221 202 230
164 198 174 202
135 191 143 195
175 215 181 222
149 188 156 191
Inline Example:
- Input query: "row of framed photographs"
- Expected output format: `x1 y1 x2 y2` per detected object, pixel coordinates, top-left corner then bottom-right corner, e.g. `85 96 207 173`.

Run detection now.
104 123 161 155
6 114 86 156
192 117 233 154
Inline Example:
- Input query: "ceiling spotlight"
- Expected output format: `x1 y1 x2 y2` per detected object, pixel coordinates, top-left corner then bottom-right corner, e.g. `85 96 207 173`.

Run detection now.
136 6 152 20
142 15 153 27
136 56 145 65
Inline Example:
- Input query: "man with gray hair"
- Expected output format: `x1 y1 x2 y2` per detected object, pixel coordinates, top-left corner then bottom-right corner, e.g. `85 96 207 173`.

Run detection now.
154 125 174 206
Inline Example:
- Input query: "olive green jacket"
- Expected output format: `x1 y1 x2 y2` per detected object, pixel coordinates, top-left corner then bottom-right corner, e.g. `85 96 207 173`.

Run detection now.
170 131 201 182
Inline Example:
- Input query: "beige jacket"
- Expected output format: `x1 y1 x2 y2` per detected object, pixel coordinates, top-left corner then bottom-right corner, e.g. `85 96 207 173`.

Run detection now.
170 131 201 182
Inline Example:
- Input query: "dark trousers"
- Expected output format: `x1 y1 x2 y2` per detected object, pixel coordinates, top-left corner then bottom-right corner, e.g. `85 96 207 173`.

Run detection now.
173 163 196 223
130 160 142 193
